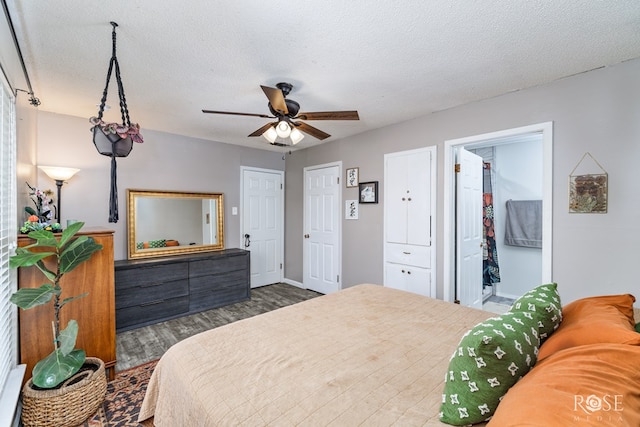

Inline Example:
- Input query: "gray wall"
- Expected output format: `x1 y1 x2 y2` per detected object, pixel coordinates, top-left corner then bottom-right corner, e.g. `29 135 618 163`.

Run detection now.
285 58 640 306
32 112 284 260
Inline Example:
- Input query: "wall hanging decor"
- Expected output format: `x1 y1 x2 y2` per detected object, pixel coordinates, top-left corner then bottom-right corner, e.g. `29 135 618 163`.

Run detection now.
90 21 143 223
346 167 359 187
359 181 378 204
568 152 608 213
345 200 358 219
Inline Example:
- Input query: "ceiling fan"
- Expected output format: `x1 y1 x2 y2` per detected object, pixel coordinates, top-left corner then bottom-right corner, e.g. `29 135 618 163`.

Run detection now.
202 82 359 146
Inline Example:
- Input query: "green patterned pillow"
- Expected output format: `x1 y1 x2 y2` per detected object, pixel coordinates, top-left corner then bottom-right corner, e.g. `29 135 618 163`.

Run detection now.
635 323 640 333
509 283 562 343
136 242 143 249
148 239 166 248
440 312 540 425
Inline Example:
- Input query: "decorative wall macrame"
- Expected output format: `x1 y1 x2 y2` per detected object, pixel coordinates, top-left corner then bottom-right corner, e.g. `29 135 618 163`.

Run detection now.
90 21 143 223
568 152 608 213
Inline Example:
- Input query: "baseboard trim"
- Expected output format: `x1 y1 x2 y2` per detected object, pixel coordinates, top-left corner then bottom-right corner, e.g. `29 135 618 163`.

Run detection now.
282 278 304 289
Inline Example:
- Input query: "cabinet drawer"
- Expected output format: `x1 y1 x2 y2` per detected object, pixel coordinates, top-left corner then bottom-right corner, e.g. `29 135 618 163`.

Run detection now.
116 262 188 289
189 270 247 294
384 262 431 297
385 243 430 268
189 254 248 278
189 285 249 312
116 295 189 331
116 278 189 309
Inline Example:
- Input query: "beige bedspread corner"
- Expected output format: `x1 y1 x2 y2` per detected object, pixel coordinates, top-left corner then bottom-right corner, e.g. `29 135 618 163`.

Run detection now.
138 284 493 426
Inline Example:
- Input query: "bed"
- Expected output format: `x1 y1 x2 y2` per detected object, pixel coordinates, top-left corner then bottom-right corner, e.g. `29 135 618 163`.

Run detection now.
138 284 640 426
138 284 493 425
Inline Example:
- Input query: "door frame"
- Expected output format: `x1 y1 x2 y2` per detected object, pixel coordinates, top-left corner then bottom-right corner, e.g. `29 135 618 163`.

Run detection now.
240 166 285 286
303 161 342 292
443 122 553 303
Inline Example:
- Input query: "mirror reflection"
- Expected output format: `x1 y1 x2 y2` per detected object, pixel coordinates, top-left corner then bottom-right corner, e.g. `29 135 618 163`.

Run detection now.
127 189 224 259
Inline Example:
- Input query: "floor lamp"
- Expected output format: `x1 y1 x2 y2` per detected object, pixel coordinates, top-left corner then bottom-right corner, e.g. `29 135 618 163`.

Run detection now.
38 166 80 224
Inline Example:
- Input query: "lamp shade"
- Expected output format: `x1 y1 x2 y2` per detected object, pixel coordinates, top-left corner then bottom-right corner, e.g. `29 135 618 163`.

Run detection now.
38 166 80 182
290 127 305 145
262 126 278 143
275 121 291 138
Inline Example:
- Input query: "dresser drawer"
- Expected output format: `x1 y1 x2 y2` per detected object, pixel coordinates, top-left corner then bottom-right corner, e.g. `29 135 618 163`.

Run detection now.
385 243 430 268
116 262 188 289
116 295 189 331
189 254 248 278
116 278 189 309
189 270 247 294
189 285 249 312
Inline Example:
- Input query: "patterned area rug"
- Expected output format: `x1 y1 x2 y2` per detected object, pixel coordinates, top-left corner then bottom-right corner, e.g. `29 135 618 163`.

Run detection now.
79 359 158 427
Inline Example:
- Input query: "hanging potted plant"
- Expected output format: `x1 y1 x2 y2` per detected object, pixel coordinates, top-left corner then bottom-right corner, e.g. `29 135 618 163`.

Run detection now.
10 221 106 427
90 21 143 223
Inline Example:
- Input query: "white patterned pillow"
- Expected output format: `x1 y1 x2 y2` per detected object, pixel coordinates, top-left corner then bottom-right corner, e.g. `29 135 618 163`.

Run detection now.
440 312 540 425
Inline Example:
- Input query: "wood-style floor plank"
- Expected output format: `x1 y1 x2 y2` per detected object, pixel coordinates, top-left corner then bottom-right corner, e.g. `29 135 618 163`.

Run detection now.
115 283 321 371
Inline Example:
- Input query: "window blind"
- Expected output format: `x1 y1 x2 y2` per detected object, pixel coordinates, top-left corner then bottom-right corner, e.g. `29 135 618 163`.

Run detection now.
0 75 19 414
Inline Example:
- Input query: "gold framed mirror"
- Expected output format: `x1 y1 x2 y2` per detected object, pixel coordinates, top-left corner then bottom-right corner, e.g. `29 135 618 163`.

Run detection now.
127 189 224 259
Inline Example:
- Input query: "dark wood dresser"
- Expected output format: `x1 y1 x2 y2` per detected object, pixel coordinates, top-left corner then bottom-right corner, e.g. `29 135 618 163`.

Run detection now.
114 248 250 332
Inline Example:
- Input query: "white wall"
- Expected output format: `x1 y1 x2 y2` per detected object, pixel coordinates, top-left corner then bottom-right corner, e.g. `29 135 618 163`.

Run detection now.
493 139 543 298
32 112 284 260
285 58 640 307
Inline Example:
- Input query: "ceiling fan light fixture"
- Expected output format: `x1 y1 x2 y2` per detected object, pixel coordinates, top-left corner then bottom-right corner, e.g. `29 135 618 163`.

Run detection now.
290 127 304 145
276 121 291 138
262 126 278 143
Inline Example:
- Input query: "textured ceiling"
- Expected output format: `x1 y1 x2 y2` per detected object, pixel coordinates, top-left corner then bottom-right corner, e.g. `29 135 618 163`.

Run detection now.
5 1 640 151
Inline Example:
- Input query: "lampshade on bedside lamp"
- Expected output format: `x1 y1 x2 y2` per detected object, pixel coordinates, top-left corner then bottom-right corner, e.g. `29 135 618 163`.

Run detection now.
38 166 80 224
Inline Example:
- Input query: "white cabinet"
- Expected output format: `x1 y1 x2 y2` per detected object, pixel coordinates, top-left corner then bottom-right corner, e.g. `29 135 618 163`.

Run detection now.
384 147 436 297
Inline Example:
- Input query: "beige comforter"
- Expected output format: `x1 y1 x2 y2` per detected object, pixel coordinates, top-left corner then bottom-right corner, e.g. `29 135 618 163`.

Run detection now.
138 284 493 426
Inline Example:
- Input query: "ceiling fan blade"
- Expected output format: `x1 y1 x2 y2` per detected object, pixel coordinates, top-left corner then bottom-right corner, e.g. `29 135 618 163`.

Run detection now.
248 122 275 137
295 121 331 140
296 111 360 121
202 109 273 118
260 85 288 115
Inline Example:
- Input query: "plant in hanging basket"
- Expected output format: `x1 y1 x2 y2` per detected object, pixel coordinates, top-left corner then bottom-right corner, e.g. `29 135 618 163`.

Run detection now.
9 221 103 389
90 116 143 158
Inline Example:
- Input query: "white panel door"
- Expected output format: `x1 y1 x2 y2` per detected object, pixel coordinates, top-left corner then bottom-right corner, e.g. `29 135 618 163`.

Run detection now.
456 148 483 308
242 168 283 288
406 150 431 246
304 165 341 294
385 150 431 246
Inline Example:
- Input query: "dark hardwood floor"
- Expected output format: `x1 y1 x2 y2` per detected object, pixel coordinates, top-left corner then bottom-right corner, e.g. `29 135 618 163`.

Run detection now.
115 283 322 371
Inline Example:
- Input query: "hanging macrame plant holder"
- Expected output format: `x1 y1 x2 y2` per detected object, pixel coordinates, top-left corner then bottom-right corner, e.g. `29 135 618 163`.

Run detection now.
90 21 143 223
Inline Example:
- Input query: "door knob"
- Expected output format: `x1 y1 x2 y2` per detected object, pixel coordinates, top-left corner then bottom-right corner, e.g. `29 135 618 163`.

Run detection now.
304 234 310 239
244 234 250 248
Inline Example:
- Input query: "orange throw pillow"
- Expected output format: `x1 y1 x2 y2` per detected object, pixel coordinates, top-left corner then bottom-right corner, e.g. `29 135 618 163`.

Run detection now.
489 343 640 426
538 294 640 360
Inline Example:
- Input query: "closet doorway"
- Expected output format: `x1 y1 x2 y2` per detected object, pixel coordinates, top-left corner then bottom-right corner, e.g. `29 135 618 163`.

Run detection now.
443 122 553 306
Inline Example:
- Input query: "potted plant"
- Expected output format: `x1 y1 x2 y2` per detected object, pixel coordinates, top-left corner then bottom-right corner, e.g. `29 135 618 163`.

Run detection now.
10 221 107 426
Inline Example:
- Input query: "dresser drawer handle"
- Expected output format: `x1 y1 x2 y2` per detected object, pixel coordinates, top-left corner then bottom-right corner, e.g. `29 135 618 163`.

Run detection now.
139 282 162 288
140 300 165 307
402 251 411 255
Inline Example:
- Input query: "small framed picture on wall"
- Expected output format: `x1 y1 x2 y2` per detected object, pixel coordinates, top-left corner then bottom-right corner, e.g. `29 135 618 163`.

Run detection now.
359 181 378 204
346 167 359 187
345 200 358 219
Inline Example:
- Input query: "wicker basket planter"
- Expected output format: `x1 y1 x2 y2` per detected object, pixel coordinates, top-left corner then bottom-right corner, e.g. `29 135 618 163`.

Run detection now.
21 357 107 427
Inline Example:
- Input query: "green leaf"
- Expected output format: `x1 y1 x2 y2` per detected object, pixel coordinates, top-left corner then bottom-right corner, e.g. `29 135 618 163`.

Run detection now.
25 206 37 215
57 320 79 356
26 229 58 247
58 221 84 248
9 284 55 309
9 250 53 269
60 293 88 309
59 237 102 274
31 348 86 388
